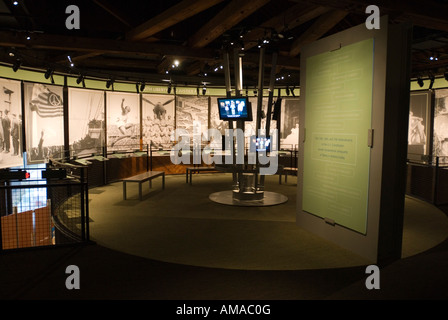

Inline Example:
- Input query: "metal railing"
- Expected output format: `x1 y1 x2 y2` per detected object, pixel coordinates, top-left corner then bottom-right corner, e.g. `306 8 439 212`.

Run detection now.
406 154 448 206
0 164 90 251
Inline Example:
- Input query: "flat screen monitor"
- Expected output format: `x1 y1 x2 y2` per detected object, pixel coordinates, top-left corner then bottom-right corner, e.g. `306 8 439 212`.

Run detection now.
217 97 252 121
250 135 271 152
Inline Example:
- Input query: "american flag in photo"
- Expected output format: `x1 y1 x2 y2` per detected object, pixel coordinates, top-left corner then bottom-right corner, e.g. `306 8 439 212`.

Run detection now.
30 83 63 118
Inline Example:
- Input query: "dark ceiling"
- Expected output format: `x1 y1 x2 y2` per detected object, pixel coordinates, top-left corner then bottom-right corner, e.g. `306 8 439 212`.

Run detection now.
0 0 447 89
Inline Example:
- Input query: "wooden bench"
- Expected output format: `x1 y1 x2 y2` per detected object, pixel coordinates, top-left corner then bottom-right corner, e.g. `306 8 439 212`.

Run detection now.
186 166 219 185
279 167 298 184
122 171 165 200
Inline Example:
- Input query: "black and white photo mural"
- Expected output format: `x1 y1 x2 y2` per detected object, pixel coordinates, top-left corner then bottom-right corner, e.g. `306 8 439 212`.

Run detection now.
280 98 300 149
0 78 23 168
24 82 64 163
433 89 448 163
142 94 175 149
176 95 209 139
69 88 105 156
106 91 140 151
407 91 431 159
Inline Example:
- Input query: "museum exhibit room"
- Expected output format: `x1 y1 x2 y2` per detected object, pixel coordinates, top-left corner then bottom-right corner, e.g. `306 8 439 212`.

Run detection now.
1 0 448 304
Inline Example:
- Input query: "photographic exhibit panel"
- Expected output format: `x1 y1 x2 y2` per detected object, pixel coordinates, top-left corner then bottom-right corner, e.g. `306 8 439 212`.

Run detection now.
0 78 23 169
302 38 374 235
280 98 300 149
176 95 209 137
24 82 64 163
142 94 175 149
69 88 105 157
408 91 431 158
433 88 448 163
106 91 140 151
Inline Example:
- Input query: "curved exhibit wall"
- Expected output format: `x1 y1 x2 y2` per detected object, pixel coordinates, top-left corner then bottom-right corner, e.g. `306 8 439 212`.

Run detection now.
0 65 302 171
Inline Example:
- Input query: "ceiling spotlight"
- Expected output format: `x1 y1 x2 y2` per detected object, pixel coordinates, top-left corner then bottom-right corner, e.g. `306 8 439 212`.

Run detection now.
12 59 21 72
429 74 435 90
67 55 75 67
44 68 53 79
429 54 439 61
76 74 84 84
106 79 114 89
13 1 18 5
174 60 179 67
417 76 424 88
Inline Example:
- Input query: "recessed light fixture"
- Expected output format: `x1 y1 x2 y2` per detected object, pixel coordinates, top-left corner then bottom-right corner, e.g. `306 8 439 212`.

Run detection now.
67 55 74 67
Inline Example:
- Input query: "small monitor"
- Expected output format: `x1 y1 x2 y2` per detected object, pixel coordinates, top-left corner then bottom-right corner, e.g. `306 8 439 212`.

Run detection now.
217 97 252 121
250 135 271 152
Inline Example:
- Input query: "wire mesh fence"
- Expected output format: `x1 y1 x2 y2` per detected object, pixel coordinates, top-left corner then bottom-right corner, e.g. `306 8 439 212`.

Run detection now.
0 164 89 251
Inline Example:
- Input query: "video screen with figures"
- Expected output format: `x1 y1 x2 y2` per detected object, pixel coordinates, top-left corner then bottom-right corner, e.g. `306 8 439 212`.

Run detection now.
217 97 252 121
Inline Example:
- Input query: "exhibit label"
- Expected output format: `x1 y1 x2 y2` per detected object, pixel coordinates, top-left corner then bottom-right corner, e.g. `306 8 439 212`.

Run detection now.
302 38 374 234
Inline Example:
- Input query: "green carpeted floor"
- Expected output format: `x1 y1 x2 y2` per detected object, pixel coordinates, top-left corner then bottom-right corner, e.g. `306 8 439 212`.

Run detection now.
88 173 448 270
2 172 448 300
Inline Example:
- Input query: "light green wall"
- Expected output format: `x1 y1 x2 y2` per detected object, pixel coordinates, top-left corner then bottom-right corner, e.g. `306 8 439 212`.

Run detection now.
0 65 300 97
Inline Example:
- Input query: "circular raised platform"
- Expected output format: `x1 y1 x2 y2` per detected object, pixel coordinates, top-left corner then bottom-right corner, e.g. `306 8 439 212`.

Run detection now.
209 190 288 207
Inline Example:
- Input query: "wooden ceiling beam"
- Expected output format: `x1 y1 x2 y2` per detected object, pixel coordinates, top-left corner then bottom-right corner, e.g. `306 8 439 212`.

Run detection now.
291 0 448 32
92 0 133 28
243 4 331 51
188 0 271 48
54 52 104 64
77 57 159 70
126 0 224 41
0 30 216 60
184 60 206 76
289 9 348 56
